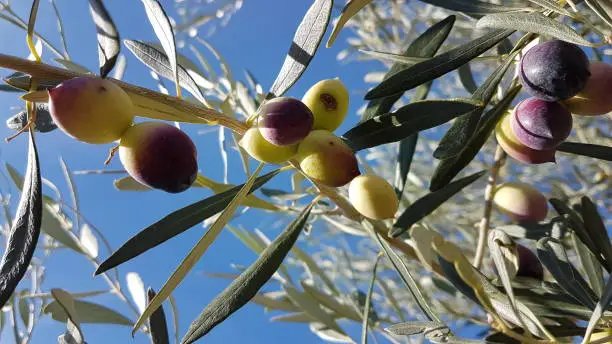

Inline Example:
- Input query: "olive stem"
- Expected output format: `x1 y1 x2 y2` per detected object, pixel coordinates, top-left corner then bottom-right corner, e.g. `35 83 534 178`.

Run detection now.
473 144 506 269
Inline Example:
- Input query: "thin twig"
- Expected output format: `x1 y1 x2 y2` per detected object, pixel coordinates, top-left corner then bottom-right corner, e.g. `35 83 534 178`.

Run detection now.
473 144 506 268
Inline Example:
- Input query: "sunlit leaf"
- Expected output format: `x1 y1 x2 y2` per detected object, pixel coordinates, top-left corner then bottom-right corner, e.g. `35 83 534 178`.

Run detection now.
88 0 121 77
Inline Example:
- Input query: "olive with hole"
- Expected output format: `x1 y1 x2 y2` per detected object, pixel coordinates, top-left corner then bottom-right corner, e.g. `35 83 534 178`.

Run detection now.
302 78 349 132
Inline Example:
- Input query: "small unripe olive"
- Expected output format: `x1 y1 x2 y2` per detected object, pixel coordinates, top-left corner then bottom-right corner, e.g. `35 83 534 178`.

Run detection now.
48 76 134 144
519 40 590 101
495 111 556 164
119 122 197 193
492 182 548 223
258 97 313 146
239 127 298 164
302 78 349 132
348 175 398 220
296 130 360 187
515 244 544 280
564 61 612 116
511 97 572 150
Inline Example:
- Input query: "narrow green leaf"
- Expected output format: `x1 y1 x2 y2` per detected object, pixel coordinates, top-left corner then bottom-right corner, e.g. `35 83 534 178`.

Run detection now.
585 0 612 29
418 0 523 14
88 0 120 77
326 0 373 47
284 285 344 334
344 99 481 151
140 0 180 95
147 288 170 344
361 255 381 344
396 134 418 196
267 0 332 98
582 278 612 344
365 29 513 100
362 221 441 323
536 238 598 310
434 50 519 159
181 198 316 343
6 103 58 133
301 282 359 321
571 234 604 297
557 141 612 161
48 289 85 344
429 85 520 191
54 58 93 74
361 15 455 121
132 163 266 335
457 63 477 94
124 40 207 104
44 297 133 326
251 293 300 313
526 0 574 17
392 170 485 237
580 196 612 271
476 12 595 47
95 168 283 274
270 312 314 323
0 132 42 308
386 321 446 336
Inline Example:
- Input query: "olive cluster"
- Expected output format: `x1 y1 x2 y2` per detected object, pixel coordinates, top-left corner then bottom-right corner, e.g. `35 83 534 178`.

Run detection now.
48 77 198 194
496 40 612 164
240 79 399 220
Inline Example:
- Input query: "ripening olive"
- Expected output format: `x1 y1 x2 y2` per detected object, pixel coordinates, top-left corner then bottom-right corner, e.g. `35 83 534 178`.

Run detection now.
257 97 313 146
296 130 360 187
302 78 349 132
515 244 544 280
348 175 399 220
519 40 590 101
119 122 197 193
495 111 557 165
564 61 612 116
48 76 134 144
239 127 298 164
492 182 548 223
511 97 572 150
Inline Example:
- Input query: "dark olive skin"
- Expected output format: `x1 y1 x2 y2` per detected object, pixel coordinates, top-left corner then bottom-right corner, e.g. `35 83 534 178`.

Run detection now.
511 97 573 150
519 40 590 101
258 97 314 146
119 122 198 193
515 244 544 280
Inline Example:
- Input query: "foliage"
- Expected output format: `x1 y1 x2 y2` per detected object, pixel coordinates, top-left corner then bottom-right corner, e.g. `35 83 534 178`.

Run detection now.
0 0 610 344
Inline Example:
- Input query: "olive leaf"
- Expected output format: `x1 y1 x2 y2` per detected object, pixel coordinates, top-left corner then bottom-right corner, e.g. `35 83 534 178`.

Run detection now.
147 288 170 344
267 0 332 98
385 321 447 336
181 198 316 343
326 0 373 48
88 0 120 77
124 40 207 104
139 0 180 94
364 29 513 100
429 85 521 191
0 131 42 308
556 142 612 161
96 168 283 275
417 0 522 14
344 99 481 152
361 255 381 344
49 289 85 344
434 50 520 159
580 196 612 271
391 170 486 237
361 15 455 121
476 12 595 47
6 103 57 133
44 298 133 326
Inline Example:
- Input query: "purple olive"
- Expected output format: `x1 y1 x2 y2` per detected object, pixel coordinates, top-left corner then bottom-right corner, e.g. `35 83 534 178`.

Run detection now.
119 122 198 193
258 97 314 146
519 40 590 101
515 244 544 280
511 97 572 150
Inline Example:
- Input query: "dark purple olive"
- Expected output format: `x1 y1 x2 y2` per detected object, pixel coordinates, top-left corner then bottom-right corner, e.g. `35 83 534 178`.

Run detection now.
119 122 198 193
515 244 544 280
511 97 572 150
519 40 590 101
258 97 314 146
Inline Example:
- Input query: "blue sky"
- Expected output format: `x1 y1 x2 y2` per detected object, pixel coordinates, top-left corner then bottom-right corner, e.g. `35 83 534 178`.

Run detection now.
0 1 383 343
